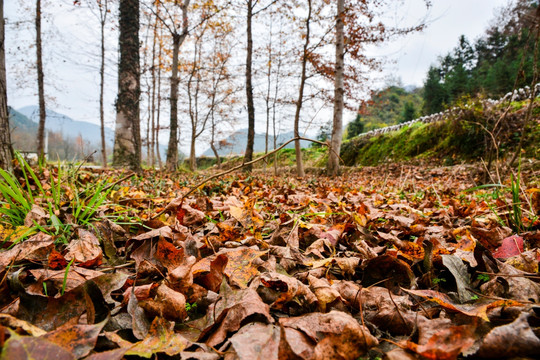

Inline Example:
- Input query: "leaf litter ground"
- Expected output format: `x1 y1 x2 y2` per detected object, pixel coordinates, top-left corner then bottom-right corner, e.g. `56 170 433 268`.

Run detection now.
1 163 540 359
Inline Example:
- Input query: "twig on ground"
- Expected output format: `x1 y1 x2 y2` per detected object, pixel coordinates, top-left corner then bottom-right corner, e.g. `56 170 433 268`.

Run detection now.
151 136 331 220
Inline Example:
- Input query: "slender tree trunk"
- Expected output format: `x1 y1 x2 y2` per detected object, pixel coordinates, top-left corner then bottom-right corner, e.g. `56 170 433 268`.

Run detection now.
155 26 163 169
99 2 108 167
264 19 273 172
149 7 158 168
210 115 221 168
294 0 311 178
272 31 283 176
189 128 196 171
36 0 46 163
165 0 189 172
327 0 345 176
244 0 255 171
113 0 141 171
0 0 13 171
166 33 180 171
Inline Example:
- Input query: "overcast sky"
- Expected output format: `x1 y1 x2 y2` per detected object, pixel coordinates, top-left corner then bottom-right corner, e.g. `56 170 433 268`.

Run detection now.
4 0 510 152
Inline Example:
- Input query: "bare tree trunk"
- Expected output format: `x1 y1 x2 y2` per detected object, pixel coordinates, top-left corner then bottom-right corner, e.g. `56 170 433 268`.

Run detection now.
294 0 311 178
189 129 196 171
244 0 255 172
165 0 189 172
166 33 180 171
264 19 273 172
272 21 284 176
327 0 344 176
149 6 158 168
36 0 46 164
0 0 13 171
99 1 108 167
155 26 163 169
210 114 221 168
113 0 141 171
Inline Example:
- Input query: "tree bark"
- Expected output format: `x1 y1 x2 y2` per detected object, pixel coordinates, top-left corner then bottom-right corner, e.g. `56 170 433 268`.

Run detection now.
99 0 108 167
166 33 180 171
113 0 141 171
149 6 158 168
210 115 221 168
36 0 46 164
155 25 163 169
0 0 13 171
165 0 189 172
327 0 345 176
244 0 255 172
293 0 311 178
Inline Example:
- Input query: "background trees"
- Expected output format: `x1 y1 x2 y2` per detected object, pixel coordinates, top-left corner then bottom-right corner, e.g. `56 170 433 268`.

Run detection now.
112 0 141 171
422 0 539 114
12 0 536 173
0 0 13 171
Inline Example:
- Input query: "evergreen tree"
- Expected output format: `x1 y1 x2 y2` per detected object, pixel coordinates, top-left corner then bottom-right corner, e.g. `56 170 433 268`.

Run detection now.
346 114 365 139
400 101 416 123
422 66 447 114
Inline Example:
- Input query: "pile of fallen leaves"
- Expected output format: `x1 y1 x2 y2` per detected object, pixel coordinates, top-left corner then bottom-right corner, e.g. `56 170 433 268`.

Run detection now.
1 163 539 359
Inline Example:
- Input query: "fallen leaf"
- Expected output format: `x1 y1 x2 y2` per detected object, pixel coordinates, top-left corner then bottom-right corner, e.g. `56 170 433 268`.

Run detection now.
0 314 47 336
23 205 49 227
406 325 476 360
41 319 106 359
258 272 317 311
402 288 522 321
140 283 187 322
0 331 75 360
227 323 281 360
106 317 192 358
199 280 273 347
476 312 540 358
280 310 378 360
48 249 68 270
492 235 523 259
64 229 103 267
0 232 53 273
154 237 185 271
441 255 475 302
220 247 266 288
128 285 150 340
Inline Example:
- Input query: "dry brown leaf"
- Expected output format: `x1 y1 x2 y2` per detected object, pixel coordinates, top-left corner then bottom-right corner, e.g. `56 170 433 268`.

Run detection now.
140 283 188 322
476 312 540 358
0 232 53 273
199 281 273 347
280 310 378 360
64 229 103 267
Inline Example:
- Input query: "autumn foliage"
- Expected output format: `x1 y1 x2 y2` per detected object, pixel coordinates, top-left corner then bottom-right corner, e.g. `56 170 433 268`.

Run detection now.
0 160 539 359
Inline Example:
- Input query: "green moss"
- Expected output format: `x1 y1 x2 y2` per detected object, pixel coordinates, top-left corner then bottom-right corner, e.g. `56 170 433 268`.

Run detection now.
341 98 539 166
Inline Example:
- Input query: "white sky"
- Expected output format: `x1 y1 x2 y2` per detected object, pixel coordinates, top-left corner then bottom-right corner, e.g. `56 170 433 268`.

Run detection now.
373 0 508 88
4 0 510 154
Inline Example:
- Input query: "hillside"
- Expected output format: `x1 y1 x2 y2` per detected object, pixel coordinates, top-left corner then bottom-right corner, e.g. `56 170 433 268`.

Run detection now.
346 86 423 137
341 96 540 167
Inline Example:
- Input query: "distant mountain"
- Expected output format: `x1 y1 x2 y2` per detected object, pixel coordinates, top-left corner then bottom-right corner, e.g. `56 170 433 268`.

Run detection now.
17 105 115 147
8 107 38 152
201 129 313 157
9 107 37 132
13 105 168 160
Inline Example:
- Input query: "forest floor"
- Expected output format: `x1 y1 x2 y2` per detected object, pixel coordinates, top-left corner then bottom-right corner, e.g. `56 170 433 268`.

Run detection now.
0 159 539 359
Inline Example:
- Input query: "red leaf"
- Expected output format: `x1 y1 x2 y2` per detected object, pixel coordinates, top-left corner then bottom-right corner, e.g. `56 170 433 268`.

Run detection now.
492 235 523 259
48 249 68 270
176 207 187 225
